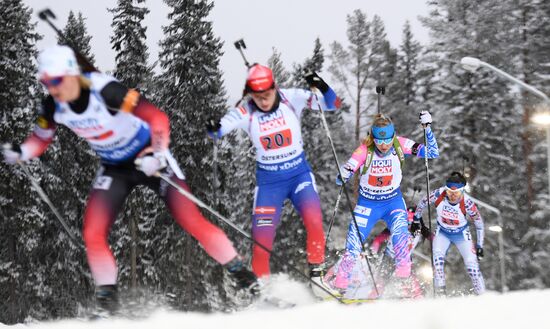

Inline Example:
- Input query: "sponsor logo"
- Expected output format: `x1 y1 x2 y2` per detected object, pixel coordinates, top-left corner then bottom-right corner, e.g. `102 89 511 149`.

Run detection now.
294 182 312 194
239 106 247 115
93 175 113 190
255 206 276 215
258 110 286 132
67 118 103 131
354 205 372 216
355 216 368 227
260 149 297 162
256 218 273 227
370 159 393 174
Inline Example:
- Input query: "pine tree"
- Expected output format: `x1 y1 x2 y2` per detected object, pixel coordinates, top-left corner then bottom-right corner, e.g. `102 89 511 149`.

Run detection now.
154 0 232 311
109 0 154 91
59 11 96 65
420 0 524 292
328 9 374 143
267 47 291 88
108 0 157 294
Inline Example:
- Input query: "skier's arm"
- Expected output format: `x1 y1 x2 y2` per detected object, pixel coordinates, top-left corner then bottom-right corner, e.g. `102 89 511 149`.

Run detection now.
466 198 485 248
414 188 440 218
303 71 340 111
397 126 439 159
100 81 170 153
18 96 57 160
338 144 368 182
215 106 250 138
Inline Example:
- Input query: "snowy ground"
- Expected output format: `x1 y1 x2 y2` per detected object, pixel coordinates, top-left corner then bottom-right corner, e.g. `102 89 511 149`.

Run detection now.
5 275 550 329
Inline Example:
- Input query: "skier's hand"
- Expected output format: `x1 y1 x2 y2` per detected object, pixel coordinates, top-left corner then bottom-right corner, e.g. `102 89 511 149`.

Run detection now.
419 111 432 126
410 216 422 234
135 152 167 177
476 246 484 261
303 70 329 93
206 118 221 139
336 164 353 185
2 143 24 165
420 225 431 240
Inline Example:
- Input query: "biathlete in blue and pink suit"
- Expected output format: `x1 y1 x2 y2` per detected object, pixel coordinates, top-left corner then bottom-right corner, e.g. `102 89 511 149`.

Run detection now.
207 64 340 282
329 113 438 296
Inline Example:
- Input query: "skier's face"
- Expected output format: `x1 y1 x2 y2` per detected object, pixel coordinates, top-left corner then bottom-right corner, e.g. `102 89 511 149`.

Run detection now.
41 75 81 102
374 140 392 154
446 187 463 204
250 88 277 112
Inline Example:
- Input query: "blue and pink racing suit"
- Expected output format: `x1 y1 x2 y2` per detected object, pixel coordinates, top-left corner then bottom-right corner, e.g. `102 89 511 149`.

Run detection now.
216 87 339 277
333 129 439 290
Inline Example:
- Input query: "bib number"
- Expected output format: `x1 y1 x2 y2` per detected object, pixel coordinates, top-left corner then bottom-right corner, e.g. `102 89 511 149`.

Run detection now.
260 129 292 150
368 175 392 187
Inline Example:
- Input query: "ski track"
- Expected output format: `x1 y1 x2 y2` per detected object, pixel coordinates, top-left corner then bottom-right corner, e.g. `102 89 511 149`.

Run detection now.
5 274 549 329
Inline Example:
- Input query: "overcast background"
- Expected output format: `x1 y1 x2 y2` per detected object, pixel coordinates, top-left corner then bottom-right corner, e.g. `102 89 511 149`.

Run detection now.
24 0 430 104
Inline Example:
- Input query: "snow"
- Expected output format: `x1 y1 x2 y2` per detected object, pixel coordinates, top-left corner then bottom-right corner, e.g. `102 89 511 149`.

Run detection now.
5 275 549 329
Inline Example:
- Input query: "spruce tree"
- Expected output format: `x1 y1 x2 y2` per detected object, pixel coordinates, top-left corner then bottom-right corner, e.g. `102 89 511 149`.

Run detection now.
155 0 232 311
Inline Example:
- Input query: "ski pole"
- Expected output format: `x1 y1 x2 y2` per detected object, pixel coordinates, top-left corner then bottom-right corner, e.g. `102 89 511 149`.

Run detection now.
325 185 343 243
376 86 385 114
156 172 345 303
37 8 97 73
310 90 379 297
422 125 436 297
212 139 218 207
18 162 81 248
234 39 252 69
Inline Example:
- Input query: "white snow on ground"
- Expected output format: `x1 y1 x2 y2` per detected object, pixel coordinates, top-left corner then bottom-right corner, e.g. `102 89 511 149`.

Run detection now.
5 275 550 329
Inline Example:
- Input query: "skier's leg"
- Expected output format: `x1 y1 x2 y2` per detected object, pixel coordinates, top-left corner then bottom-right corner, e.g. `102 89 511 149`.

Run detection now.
250 183 286 278
456 230 485 294
334 197 380 290
158 170 239 265
83 167 132 287
289 172 325 267
432 228 452 292
385 198 410 278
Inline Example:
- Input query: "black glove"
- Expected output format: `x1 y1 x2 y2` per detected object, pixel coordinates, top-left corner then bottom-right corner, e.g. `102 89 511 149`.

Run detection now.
476 246 484 260
409 216 422 234
206 118 221 139
420 225 431 240
303 70 329 93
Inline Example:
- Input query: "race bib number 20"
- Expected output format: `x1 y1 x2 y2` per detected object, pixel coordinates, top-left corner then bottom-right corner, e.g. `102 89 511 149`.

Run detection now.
260 129 292 150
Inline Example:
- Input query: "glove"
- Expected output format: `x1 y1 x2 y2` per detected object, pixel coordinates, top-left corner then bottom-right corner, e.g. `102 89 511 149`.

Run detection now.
476 246 484 260
135 152 167 177
420 225 431 240
3 143 24 164
410 216 422 234
206 118 221 139
335 164 354 186
303 70 329 93
419 111 432 126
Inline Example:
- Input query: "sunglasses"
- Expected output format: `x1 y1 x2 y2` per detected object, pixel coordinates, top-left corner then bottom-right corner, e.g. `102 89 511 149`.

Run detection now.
374 137 393 145
40 76 64 88
445 187 464 194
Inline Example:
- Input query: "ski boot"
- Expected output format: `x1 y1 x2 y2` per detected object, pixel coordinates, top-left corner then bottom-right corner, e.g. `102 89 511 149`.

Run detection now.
309 263 341 299
226 257 260 296
435 285 447 298
95 284 119 315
